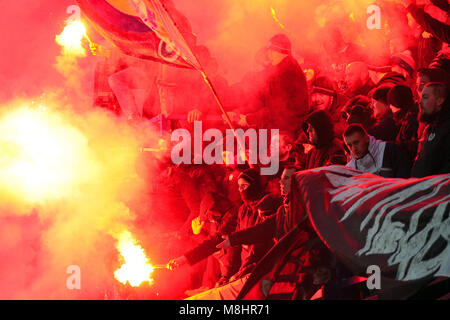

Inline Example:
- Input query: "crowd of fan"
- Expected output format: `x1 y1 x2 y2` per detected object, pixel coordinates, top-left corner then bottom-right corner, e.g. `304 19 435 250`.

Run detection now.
93 0 450 299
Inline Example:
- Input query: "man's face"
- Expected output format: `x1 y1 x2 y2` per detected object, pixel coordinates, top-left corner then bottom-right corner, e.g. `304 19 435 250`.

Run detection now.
238 178 250 192
372 99 389 120
419 86 444 123
311 92 333 111
416 74 431 97
307 123 319 145
344 132 370 159
279 168 296 195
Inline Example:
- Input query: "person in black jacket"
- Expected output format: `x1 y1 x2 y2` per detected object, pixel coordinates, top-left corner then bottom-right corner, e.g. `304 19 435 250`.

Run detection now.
217 166 299 250
388 84 420 161
300 110 348 170
227 34 309 139
166 192 239 288
167 169 277 282
218 165 334 300
342 95 376 132
412 82 450 177
369 86 400 141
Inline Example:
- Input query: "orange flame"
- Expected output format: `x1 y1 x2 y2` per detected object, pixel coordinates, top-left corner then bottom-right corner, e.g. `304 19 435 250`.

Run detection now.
114 230 155 287
55 20 88 56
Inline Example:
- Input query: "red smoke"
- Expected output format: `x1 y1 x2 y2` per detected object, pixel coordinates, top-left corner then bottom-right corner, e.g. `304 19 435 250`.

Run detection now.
0 0 422 299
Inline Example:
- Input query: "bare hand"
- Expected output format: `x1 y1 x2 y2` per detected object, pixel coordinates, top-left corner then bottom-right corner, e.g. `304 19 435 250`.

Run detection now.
222 111 240 124
167 256 187 270
187 109 202 123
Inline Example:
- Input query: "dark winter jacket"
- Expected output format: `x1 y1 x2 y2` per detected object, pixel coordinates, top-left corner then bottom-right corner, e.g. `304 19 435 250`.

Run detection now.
235 173 334 300
381 142 413 178
376 72 407 88
411 102 450 178
394 109 419 142
246 55 309 137
369 110 400 142
184 198 239 268
304 139 347 170
233 198 275 277
394 109 419 161
301 110 347 169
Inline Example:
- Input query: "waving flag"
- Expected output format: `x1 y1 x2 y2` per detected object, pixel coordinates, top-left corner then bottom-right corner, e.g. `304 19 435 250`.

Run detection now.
238 166 450 299
128 0 201 69
76 0 199 69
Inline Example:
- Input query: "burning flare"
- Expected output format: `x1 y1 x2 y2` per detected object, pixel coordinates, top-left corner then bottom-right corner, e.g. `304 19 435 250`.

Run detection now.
56 20 88 56
114 230 155 287
0 104 92 203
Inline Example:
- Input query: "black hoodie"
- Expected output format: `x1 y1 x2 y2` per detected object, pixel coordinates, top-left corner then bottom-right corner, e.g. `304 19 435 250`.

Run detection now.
302 110 347 169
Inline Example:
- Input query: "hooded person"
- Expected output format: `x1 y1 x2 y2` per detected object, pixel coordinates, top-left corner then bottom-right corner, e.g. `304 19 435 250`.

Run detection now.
229 164 336 300
168 169 275 287
301 110 347 170
171 170 280 300
217 166 302 251
221 168 277 281
237 168 264 204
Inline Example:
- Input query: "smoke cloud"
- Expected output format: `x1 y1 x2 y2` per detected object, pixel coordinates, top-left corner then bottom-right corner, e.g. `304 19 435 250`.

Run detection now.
175 0 411 83
0 0 422 299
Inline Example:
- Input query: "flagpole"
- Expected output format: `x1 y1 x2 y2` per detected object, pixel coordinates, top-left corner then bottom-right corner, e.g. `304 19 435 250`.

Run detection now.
198 70 252 168
141 0 253 167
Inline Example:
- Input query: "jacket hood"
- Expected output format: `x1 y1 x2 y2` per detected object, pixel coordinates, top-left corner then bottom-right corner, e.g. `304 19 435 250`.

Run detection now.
302 110 334 148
